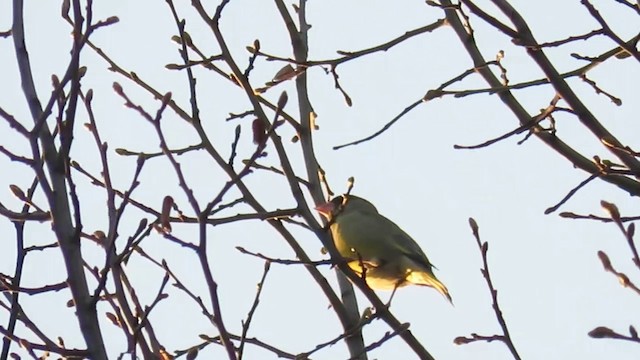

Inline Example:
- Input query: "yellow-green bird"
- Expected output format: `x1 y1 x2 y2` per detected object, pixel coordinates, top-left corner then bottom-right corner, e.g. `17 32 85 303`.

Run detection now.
316 194 452 303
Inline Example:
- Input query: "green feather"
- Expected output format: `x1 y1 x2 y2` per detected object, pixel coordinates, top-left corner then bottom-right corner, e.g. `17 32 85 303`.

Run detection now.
327 195 452 303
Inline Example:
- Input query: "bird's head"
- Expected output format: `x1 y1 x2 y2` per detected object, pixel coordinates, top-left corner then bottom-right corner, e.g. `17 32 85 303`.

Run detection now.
315 194 378 220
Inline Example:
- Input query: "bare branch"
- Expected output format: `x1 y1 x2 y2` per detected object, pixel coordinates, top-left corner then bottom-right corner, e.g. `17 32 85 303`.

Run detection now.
462 218 522 360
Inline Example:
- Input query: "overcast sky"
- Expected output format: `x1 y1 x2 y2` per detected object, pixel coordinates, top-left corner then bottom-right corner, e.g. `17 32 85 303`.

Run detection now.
1 1 639 359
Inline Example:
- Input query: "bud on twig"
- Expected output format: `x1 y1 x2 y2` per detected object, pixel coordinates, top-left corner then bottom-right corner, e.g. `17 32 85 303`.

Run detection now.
273 64 297 83
618 273 630 287
600 200 620 222
468 217 479 234
160 196 174 233
453 336 473 345
252 119 267 145
588 326 615 338
9 184 26 201
112 82 124 96
597 250 612 272
277 91 288 109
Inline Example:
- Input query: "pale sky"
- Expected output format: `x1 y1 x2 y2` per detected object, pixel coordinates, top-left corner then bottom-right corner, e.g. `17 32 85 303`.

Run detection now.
1 1 639 359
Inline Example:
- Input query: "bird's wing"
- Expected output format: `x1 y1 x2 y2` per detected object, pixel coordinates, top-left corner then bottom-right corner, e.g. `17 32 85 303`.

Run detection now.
389 224 436 271
334 210 434 271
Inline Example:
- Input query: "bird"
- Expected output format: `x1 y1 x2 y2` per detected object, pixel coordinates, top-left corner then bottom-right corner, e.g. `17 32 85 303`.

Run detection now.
315 194 452 304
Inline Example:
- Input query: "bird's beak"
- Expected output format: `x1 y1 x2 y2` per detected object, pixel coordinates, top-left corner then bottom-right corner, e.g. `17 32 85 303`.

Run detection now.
314 201 335 219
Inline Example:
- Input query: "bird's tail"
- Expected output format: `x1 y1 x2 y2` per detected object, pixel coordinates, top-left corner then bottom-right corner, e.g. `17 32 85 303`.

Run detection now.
408 270 453 305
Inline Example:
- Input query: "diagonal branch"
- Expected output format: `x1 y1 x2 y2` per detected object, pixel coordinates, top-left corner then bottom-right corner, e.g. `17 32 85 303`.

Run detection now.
441 0 640 197
489 0 640 177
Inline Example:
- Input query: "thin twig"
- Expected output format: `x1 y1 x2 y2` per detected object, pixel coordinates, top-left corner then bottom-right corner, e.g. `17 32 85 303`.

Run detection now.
545 174 599 214
464 218 522 360
236 247 332 266
238 261 271 360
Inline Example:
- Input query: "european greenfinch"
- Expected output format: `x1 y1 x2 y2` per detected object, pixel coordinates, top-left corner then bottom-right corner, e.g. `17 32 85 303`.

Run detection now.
316 194 452 303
